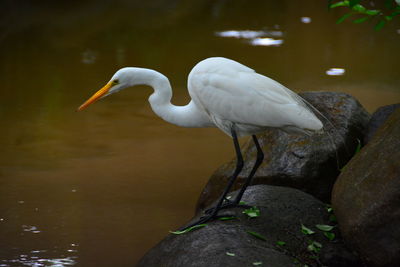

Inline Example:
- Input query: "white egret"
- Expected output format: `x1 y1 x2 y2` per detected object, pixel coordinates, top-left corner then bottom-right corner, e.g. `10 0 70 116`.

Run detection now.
78 57 323 229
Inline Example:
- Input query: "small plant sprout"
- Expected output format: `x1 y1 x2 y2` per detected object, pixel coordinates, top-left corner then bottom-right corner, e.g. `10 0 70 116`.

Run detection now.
226 252 235 256
315 224 334 232
253 262 263 266
324 232 336 240
307 241 322 253
246 231 267 241
243 206 260 218
325 204 333 213
170 224 207 234
301 224 315 235
276 241 286 246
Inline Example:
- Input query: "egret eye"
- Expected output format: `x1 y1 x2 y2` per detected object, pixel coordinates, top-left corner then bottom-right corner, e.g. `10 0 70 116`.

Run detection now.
112 79 119 85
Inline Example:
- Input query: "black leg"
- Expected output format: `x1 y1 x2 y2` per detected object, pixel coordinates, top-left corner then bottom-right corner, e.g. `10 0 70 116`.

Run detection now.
178 127 244 231
233 135 264 205
208 127 244 217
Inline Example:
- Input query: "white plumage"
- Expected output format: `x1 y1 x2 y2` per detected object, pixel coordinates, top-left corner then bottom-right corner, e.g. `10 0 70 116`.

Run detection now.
188 57 323 136
78 57 323 137
78 56 324 229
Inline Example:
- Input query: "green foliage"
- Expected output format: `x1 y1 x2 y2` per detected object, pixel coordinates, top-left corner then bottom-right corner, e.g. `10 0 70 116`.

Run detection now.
355 139 362 154
252 262 263 266
226 252 236 256
246 231 267 241
324 231 336 240
325 204 333 213
315 224 336 240
276 241 286 246
329 0 400 30
307 241 323 253
301 224 315 235
170 224 207 234
315 224 335 232
243 206 261 218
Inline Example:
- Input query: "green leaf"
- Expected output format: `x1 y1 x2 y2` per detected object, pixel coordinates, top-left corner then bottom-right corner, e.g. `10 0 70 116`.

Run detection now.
170 224 207 234
349 0 361 7
324 232 336 241
352 4 366 12
218 216 237 221
276 241 286 246
336 12 353 24
307 241 323 253
243 206 260 218
329 214 338 223
239 201 247 205
325 205 333 213
226 252 235 256
253 262 263 266
375 19 386 30
390 10 400 17
353 16 370 23
316 224 335 232
247 231 267 241
365 9 380 15
330 1 350 8
301 224 315 235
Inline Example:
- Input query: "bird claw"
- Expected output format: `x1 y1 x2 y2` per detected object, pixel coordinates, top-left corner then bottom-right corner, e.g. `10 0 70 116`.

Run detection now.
177 214 216 231
177 213 237 232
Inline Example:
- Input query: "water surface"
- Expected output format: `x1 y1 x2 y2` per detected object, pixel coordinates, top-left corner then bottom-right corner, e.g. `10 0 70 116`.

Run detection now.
1 0 399 266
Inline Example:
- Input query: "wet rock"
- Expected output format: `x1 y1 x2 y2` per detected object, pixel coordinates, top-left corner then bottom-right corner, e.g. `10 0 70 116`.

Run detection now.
197 92 370 211
137 185 361 267
332 109 400 267
364 103 400 144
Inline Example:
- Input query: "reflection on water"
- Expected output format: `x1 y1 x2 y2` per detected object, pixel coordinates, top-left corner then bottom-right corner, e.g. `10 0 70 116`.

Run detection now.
22 225 41 234
1 254 77 267
0 0 399 266
250 37 284 46
215 30 283 38
300 17 312 23
1 246 78 267
326 68 346 76
216 29 284 46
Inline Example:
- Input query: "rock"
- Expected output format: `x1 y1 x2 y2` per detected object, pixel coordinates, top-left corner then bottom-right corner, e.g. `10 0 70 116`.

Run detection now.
364 103 400 144
332 109 400 267
197 92 370 211
137 185 361 267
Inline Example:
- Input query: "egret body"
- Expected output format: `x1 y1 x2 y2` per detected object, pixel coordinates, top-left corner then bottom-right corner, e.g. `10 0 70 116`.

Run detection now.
78 57 323 229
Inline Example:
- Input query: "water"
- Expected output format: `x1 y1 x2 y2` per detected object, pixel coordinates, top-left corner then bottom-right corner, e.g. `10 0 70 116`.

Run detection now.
0 0 399 266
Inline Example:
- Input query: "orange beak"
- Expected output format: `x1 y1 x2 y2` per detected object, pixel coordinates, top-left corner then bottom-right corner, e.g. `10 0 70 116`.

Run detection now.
77 82 113 111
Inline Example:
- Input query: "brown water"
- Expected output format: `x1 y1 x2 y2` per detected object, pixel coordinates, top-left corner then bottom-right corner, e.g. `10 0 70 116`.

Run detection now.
0 0 399 266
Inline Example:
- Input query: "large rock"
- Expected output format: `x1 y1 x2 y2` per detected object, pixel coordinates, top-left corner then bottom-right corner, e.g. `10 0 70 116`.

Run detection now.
137 185 361 267
197 92 370 211
363 103 400 144
332 109 400 267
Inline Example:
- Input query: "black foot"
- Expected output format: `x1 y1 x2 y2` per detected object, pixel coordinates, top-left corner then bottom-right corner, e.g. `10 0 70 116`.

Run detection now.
204 200 252 215
178 214 230 231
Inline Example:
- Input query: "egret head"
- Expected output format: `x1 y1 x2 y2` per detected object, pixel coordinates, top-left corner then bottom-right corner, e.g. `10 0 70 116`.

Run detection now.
77 68 134 111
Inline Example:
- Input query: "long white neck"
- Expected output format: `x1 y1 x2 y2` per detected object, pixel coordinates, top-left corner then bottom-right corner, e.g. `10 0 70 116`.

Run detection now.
125 68 212 128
